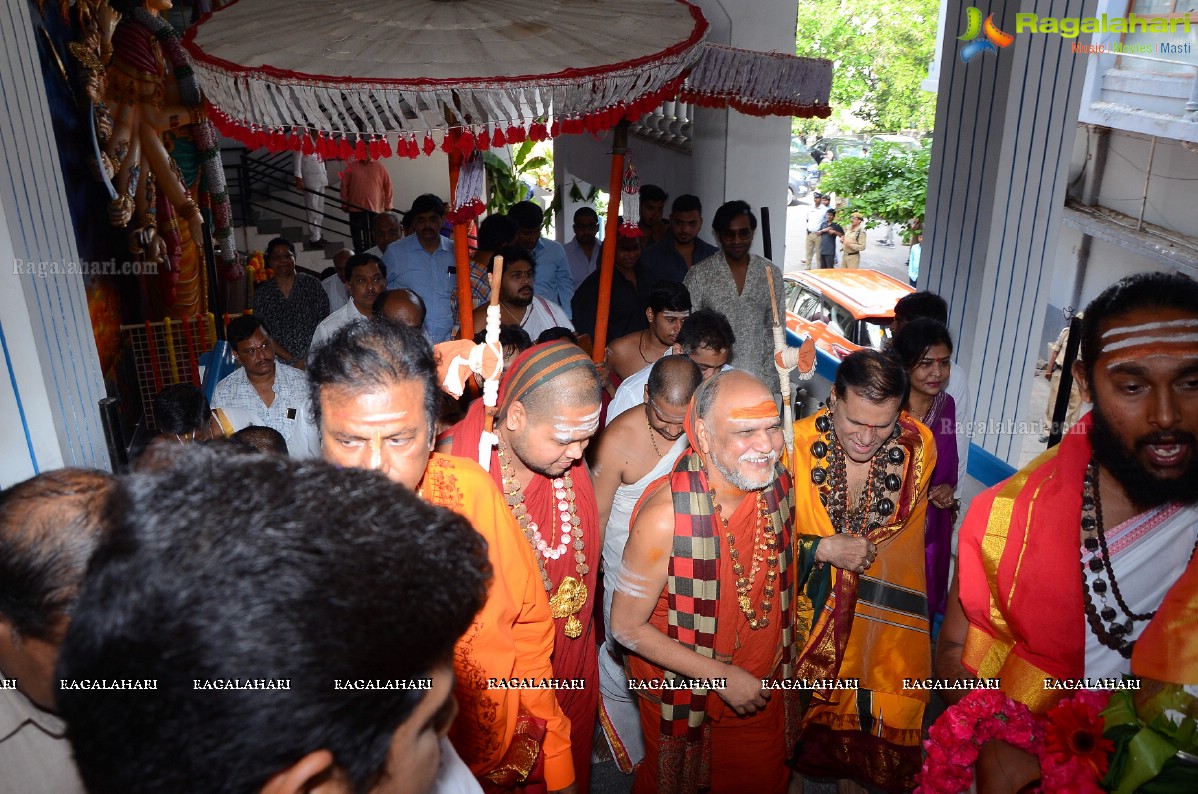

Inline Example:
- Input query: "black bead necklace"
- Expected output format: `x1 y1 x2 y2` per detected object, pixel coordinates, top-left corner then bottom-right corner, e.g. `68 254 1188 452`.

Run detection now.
811 409 905 536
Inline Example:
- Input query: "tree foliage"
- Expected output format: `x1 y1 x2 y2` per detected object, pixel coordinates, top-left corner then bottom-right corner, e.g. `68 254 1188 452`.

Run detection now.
817 142 930 240
795 0 939 134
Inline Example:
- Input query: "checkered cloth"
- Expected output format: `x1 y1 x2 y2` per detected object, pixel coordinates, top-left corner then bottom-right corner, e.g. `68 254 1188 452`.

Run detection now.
657 448 796 792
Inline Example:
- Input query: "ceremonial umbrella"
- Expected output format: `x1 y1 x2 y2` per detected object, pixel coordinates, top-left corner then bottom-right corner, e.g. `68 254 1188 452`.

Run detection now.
185 0 709 342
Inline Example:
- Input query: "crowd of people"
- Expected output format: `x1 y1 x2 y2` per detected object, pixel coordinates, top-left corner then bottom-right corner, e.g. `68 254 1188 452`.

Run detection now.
2 175 1196 794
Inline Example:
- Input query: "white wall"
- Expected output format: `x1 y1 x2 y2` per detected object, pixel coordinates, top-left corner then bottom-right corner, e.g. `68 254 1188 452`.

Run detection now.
0 0 110 485
554 0 798 262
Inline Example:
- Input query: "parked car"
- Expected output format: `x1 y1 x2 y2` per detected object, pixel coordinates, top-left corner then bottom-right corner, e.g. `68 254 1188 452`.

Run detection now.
783 269 914 358
867 134 922 151
809 136 868 164
788 138 811 205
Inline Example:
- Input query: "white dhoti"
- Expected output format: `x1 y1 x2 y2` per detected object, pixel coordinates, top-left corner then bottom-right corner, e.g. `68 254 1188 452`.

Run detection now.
599 434 687 772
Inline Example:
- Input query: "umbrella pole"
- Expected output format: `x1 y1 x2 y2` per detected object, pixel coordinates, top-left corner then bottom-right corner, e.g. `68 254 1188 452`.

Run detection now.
448 141 474 341
591 120 629 363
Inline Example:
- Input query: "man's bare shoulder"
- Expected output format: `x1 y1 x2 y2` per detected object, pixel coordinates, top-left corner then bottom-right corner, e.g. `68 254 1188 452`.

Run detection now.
632 479 677 535
608 332 638 355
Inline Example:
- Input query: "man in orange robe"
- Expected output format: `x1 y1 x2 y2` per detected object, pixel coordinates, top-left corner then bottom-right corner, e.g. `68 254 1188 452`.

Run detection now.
790 350 936 794
611 369 872 794
308 320 576 793
937 271 1198 793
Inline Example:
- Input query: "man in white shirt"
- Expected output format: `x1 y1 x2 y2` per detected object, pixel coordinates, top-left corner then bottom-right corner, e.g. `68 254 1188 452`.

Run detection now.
511 200 575 318
802 193 831 267
564 206 602 289
363 210 403 260
293 148 328 246
310 253 385 352
322 249 351 313
471 245 573 343
211 316 321 458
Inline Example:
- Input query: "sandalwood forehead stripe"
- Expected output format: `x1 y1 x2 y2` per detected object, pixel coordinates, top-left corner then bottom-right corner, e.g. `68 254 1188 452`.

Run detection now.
1102 333 1198 353
1104 349 1198 370
730 400 778 421
1101 318 1198 340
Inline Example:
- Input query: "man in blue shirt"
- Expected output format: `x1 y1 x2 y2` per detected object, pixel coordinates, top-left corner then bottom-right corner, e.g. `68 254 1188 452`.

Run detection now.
384 194 457 342
511 200 575 319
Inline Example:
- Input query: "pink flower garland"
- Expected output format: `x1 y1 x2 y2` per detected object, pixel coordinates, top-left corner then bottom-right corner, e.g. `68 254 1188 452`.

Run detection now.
917 689 1043 794
917 689 1114 793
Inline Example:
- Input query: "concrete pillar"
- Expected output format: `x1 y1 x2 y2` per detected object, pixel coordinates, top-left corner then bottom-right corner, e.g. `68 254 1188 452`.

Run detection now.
923 0 1096 463
0 0 109 485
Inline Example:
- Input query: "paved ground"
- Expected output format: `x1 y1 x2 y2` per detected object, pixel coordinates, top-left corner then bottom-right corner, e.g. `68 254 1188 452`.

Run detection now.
782 194 913 281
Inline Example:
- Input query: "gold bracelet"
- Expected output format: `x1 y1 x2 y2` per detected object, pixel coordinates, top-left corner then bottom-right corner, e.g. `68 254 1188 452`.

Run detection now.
179 199 200 218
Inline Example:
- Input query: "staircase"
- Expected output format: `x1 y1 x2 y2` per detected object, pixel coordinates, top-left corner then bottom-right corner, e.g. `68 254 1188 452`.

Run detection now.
222 146 354 277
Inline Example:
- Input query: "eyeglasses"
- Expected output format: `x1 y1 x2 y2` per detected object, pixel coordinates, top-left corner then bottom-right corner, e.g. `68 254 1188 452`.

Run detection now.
720 228 753 241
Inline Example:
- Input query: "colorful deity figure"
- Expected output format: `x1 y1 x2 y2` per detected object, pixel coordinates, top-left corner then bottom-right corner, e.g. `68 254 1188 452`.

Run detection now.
73 0 239 317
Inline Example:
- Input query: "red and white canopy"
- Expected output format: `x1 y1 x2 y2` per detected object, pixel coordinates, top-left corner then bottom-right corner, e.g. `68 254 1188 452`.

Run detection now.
185 0 709 155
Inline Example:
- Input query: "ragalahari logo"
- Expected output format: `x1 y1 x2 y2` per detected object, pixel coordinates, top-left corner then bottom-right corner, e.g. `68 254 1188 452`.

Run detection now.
959 7 1015 63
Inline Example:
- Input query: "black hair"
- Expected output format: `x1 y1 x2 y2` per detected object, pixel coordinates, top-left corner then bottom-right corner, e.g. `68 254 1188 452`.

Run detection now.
473 324 534 354
265 237 295 259
671 194 702 215
0 469 115 641
152 384 210 435
573 206 599 224
226 315 266 347
478 214 518 251
833 349 910 406
677 308 735 356
893 290 949 324
371 289 427 326
647 281 692 314
536 327 579 345
494 245 536 276
231 425 289 456
307 320 441 443
1080 271 1198 382
509 201 544 230
409 193 446 218
56 446 489 794
344 253 385 283
711 200 757 235
647 356 702 406
640 184 668 204
891 318 954 371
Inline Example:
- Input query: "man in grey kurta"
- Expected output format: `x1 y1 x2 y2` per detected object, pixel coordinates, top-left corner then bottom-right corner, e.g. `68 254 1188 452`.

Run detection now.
684 200 786 394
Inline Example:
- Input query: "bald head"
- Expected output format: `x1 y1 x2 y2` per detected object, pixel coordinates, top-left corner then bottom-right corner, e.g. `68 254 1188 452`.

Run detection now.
373 289 427 328
518 365 603 422
332 248 352 282
647 355 702 408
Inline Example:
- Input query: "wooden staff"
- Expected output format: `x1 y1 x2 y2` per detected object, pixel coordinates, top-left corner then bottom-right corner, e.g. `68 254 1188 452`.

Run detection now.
765 265 795 463
448 140 475 341
479 254 504 471
591 121 629 363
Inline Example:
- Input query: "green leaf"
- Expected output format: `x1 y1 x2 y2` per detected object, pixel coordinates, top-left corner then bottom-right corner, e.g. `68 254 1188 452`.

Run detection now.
1114 728 1182 794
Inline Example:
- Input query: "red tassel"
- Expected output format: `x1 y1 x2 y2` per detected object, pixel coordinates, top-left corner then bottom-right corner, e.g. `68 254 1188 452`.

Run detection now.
456 128 476 155
407 136 421 159
440 134 454 154
549 119 561 138
380 135 393 158
368 137 380 159
476 129 491 150
563 116 583 135
529 121 547 141
301 132 315 155
354 138 367 159
491 127 506 147
423 133 436 156
507 125 525 143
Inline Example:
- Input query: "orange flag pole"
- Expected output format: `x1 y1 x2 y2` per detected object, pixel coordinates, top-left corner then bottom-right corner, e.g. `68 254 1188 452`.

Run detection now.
448 140 474 341
591 120 629 364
